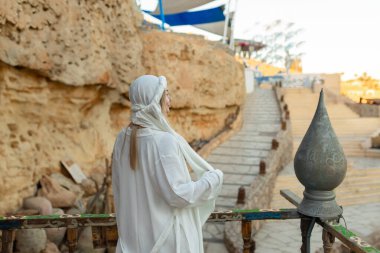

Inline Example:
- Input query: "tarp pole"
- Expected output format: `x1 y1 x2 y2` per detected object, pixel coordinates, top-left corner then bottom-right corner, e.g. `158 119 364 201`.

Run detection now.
229 0 239 50
222 0 231 44
158 0 165 30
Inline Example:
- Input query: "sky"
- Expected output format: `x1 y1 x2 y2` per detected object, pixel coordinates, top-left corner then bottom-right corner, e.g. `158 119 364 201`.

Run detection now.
140 0 380 80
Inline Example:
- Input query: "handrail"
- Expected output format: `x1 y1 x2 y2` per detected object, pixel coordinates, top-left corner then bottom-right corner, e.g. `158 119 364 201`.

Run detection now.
1 202 379 253
0 209 301 230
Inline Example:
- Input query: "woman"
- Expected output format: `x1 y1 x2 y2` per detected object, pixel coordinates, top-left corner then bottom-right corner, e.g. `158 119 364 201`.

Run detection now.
112 75 223 253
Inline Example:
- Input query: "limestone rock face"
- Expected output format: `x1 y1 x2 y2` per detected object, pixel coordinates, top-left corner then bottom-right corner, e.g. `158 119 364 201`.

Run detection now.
142 31 245 141
0 0 145 91
141 31 245 109
0 1 245 214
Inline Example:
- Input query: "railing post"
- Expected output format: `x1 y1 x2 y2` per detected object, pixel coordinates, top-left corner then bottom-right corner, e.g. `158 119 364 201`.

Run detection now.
242 220 255 253
259 160 266 175
236 186 246 205
1 229 15 253
322 229 335 253
285 110 290 120
66 227 78 253
92 226 105 249
281 120 287 130
271 139 279 150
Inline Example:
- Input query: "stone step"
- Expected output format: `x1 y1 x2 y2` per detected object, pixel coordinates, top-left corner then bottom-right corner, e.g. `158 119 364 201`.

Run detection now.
216 196 237 208
239 130 277 138
204 88 281 253
241 125 281 132
208 163 259 175
271 168 380 208
274 174 380 186
222 174 256 185
272 192 380 209
272 180 380 198
207 154 261 166
366 150 380 158
211 147 269 158
219 184 242 198
203 223 225 241
219 141 271 150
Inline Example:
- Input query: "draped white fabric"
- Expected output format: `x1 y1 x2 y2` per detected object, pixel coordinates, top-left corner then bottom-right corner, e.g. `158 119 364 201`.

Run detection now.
112 75 223 253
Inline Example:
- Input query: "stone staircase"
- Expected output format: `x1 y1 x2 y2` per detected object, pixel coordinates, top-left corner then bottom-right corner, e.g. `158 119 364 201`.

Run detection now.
285 88 380 157
254 87 380 253
203 87 280 252
271 165 380 208
272 87 380 208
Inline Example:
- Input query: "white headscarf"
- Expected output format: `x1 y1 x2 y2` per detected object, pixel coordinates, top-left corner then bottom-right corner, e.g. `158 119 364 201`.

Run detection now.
129 74 217 224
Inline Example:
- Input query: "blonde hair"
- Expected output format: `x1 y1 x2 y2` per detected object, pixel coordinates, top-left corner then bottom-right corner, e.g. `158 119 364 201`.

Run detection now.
128 92 167 170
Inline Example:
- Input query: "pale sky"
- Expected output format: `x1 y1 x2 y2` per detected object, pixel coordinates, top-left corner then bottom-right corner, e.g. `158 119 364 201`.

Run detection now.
140 0 380 80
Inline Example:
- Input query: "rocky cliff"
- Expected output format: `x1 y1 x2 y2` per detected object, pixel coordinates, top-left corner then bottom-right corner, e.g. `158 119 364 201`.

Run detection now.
0 0 245 214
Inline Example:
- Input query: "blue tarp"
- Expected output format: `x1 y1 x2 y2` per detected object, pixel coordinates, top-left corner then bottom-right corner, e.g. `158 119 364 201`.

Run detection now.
255 75 284 84
150 6 225 26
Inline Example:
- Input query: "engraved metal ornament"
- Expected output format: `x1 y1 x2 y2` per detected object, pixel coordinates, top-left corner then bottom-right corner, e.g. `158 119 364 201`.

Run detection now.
294 89 347 219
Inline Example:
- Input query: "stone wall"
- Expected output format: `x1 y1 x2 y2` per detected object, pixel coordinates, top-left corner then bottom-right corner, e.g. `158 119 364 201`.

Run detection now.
0 0 245 214
324 87 380 118
224 86 293 252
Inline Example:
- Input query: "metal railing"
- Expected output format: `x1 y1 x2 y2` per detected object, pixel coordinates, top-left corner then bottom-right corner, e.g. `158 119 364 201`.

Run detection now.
1 189 378 253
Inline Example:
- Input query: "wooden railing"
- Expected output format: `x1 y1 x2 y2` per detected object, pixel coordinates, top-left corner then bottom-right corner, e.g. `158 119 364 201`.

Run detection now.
1 190 379 253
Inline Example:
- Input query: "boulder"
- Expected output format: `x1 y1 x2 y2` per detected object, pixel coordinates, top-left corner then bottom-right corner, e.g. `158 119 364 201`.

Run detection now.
42 241 60 253
80 178 97 196
45 208 66 246
23 197 53 215
15 229 47 253
38 175 77 208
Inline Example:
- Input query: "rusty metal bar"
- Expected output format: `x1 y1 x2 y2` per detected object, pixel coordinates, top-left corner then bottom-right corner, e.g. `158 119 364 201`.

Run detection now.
1 229 15 253
322 229 335 253
92 226 106 249
280 189 380 253
242 220 254 253
318 222 378 253
280 189 302 207
0 214 116 230
0 209 302 229
0 194 378 253
66 227 78 253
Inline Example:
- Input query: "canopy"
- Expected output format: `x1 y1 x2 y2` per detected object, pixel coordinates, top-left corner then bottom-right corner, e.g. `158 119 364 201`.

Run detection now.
152 6 225 26
152 0 214 14
195 22 226 36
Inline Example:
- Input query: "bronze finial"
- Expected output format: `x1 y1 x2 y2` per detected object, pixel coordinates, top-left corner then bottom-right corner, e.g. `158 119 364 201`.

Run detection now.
294 89 347 219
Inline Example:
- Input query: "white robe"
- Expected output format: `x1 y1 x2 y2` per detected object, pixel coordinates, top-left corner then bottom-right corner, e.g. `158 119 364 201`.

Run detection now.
112 127 223 253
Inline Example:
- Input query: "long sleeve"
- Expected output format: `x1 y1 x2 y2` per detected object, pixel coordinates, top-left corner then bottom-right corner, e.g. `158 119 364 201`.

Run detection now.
153 134 223 209
111 130 125 214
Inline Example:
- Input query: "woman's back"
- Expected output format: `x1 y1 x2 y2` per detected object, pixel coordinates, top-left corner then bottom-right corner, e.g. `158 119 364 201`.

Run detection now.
113 127 200 252
112 75 223 253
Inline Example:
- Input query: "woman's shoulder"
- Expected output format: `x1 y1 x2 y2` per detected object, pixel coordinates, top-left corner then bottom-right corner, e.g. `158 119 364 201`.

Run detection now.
154 131 178 145
152 132 182 156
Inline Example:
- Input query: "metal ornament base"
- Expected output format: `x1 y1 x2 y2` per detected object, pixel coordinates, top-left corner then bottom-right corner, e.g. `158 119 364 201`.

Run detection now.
297 189 343 219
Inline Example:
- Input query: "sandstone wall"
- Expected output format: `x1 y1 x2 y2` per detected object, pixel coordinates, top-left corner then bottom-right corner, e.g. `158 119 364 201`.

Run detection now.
0 1 245 214
0 0 145 90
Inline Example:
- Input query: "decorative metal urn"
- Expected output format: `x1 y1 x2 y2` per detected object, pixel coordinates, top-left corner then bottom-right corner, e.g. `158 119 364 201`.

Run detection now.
294 90 347 219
